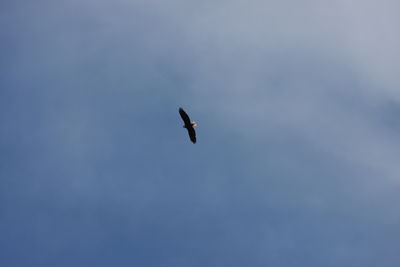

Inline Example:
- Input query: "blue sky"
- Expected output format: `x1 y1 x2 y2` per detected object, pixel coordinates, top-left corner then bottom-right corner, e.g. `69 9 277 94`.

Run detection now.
1 0 400 266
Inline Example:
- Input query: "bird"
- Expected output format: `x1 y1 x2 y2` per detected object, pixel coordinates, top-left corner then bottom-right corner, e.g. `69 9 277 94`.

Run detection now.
179 107 197 143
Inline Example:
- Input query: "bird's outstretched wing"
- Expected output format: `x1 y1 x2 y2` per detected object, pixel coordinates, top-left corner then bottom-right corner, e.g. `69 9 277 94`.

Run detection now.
179 108 191 125
187 127 196 143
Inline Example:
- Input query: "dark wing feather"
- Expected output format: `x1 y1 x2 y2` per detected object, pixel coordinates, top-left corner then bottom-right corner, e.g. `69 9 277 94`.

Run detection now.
187 126 196 143
179 108 191 125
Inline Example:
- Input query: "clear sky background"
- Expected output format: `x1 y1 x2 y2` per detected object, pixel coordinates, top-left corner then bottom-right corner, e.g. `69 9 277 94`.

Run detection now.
1 1 400 266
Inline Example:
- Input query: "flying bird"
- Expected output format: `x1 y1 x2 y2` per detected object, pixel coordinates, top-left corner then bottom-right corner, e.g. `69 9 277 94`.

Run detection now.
179 107 197 143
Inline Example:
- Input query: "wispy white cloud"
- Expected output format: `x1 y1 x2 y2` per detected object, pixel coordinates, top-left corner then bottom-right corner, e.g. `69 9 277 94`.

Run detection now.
162 0 400 181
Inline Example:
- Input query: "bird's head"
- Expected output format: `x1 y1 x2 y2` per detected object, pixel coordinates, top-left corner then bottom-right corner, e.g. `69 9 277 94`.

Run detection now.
191 122 197 127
